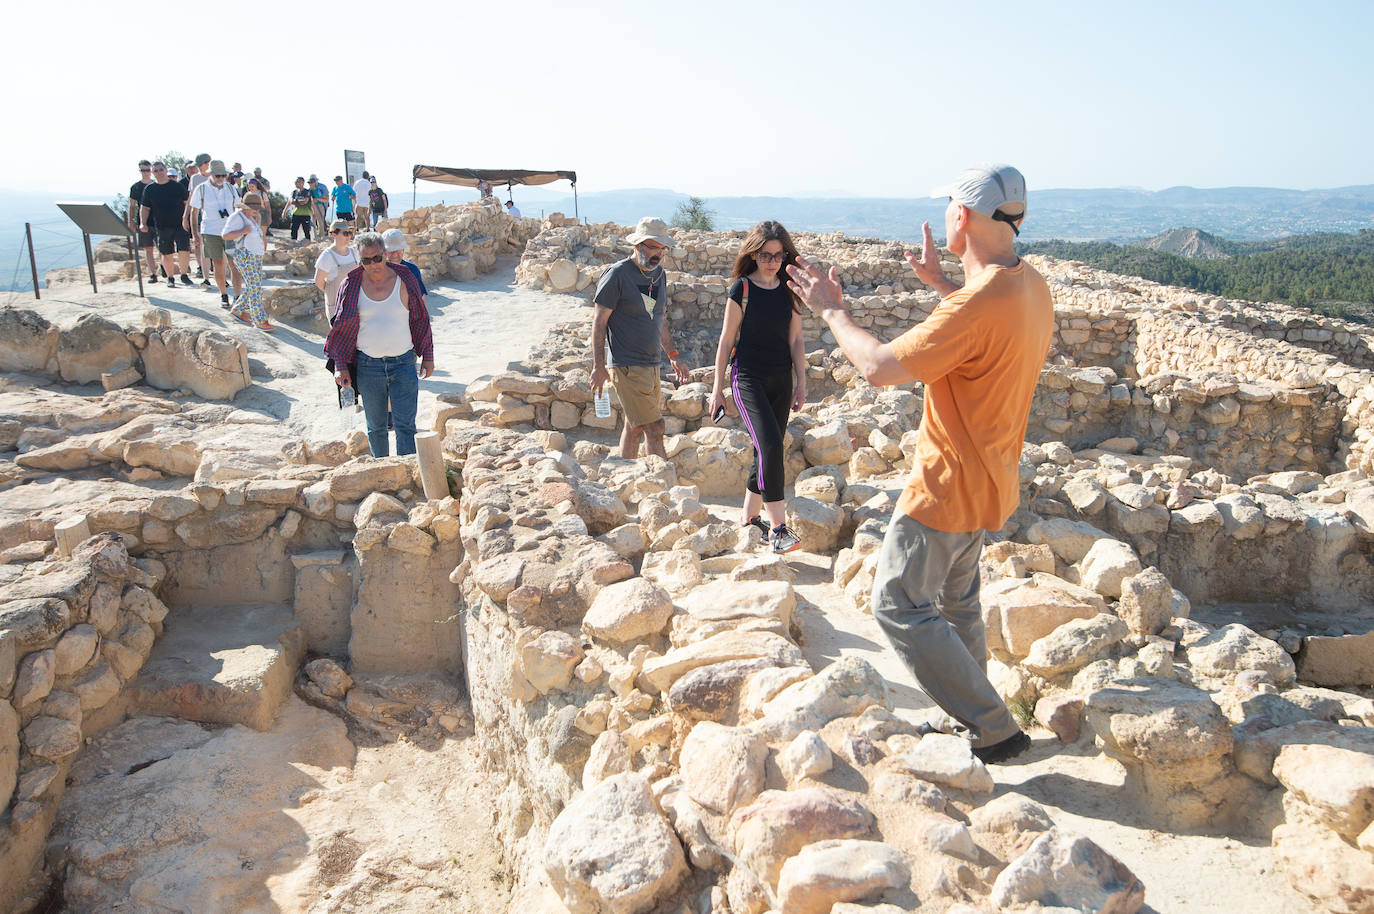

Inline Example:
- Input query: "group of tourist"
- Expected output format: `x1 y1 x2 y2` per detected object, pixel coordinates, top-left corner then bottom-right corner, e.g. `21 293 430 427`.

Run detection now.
126 156 394 331
590 163 1048 764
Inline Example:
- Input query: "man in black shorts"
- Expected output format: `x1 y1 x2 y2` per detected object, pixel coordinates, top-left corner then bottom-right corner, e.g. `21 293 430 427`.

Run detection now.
138 162 193 287
126 160 159 280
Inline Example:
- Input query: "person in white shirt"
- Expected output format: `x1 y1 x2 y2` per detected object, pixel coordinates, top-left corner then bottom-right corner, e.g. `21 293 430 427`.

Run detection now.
188 160 242 308
185 153 212 285
353 172 373 228
505 200 521 218
314 221 359 321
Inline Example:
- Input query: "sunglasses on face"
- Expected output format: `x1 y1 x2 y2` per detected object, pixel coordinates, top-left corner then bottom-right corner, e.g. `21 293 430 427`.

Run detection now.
139 167 151 173
756 251 787 263
360 254 386 265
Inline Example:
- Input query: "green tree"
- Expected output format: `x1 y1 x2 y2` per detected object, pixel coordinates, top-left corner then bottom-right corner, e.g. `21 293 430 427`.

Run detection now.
671 196 715 231
158 150 191 173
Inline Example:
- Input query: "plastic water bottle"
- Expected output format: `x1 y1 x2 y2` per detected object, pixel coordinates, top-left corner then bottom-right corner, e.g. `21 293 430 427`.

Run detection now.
339 385 357 431
594 387 612 419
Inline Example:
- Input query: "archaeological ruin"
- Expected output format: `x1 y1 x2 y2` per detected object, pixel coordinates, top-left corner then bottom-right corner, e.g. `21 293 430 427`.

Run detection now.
2 199 1373 913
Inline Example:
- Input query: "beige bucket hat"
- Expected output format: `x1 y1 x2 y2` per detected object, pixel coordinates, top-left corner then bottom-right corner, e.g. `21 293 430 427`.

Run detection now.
625 216 676 248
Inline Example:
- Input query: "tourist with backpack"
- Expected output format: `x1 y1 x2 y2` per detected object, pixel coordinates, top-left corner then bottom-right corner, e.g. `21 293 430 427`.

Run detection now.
288 177 314 240
369 177 389 227
707 221 808 555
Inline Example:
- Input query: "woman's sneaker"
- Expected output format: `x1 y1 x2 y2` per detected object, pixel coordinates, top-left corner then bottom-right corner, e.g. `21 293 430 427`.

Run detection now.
770 524 802 554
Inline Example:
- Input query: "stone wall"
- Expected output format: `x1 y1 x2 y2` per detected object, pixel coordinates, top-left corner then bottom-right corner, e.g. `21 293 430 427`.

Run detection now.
0 534 170 905
0 308 250 401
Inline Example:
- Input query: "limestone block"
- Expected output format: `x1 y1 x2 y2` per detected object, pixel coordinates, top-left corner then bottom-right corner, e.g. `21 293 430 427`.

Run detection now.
22 714 83 760
1078 539 1141 599
990 828 1145 913
582 729 631 789
786 496 842 553
667 658 775 723
640 549 703 594
583 578 674 644
680 721 767 815
598 523 647 562
1023 614 1128 678
887 733 994 793
1116 567 1173 637
780 730 833 782
776 840 911 914
753 656 886 741
1063 476 1108 514
802 420 854 467
304 658 353 699
355 492 408 528
728 787 875 889
0 308 58 373
141 328 251 400
350 539 462 674
72 661 121 712
1297 630 1374 688
1272 823 1374 914
1273 743 1374 841
1184 623 1295 686
519 630 583 694
1025 517 1111 563
982 573 1107 659
641 630 805 693
54 624 99 676
14 649 56 710
326 457 414 502
678 579 796 630
543 772 688 914
57 314 137 384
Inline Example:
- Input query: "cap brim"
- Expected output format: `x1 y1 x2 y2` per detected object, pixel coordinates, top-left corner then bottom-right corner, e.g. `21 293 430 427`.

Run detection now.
929 183 955 199
626 233 676 248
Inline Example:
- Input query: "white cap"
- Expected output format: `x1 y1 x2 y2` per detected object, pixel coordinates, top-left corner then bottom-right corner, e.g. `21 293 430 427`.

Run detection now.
381 228 407 253
931 163 1027 223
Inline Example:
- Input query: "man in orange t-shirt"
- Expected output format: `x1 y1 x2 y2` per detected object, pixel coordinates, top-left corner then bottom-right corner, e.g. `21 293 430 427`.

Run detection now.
787 163 1052 765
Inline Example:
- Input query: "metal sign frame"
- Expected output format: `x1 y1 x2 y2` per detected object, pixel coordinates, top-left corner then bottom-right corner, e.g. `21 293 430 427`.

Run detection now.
54 202 145 297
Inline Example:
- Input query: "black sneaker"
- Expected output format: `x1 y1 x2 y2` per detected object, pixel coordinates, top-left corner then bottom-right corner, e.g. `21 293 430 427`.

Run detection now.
972 730 1032 765
166 276 176 288
770 524 802 555
179 274 193 287
743 516 771 536
159 265 168 278
220 293 231 309
195 267 204 278
201 279 212 290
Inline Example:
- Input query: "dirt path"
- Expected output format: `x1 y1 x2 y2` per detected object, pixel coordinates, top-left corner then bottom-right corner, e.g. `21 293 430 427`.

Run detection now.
10 253 589 443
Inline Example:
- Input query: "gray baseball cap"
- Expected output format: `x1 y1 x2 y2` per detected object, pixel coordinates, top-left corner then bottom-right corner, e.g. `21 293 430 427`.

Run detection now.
931 163 1027 224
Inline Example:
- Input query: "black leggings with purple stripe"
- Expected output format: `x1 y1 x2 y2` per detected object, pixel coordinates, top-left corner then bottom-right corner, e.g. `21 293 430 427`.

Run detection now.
732 361 792 503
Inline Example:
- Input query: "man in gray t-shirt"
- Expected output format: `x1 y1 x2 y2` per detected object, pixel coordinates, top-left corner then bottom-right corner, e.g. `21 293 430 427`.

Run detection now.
590 216 690 459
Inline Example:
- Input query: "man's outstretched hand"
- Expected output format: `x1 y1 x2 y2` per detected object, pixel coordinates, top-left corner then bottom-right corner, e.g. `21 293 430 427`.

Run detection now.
785 256 845 317
904 221 947 288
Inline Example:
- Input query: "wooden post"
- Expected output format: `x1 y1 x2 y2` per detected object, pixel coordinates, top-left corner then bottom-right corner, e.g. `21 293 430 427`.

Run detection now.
24 222 40 300
414 431 449 501
54 515 92 557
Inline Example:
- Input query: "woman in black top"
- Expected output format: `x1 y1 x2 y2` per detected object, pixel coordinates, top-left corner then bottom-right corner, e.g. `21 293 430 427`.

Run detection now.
708 221 808 554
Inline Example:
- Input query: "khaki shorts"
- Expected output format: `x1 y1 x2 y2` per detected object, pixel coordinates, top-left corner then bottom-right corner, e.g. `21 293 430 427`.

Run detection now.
611 365 662 427
202 234 225 259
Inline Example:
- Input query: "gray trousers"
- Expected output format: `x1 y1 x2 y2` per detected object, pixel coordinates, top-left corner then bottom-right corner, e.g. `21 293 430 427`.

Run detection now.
871 512 1019 747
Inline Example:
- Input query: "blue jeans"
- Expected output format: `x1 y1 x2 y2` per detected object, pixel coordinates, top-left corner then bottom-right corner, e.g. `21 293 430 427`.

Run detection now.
355 350 418 457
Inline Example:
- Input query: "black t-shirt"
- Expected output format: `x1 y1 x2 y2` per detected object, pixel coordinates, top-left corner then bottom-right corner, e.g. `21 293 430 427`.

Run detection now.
140 180 189 229
129 180 149 205
729 278 795 372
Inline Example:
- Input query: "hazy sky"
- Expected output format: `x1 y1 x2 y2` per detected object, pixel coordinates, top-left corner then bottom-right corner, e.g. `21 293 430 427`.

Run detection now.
7 0 1371 199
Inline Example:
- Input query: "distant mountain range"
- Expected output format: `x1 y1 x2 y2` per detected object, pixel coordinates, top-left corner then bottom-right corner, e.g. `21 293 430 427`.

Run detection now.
2 183 1372 291
422 184 1374 245
1134 227 1232 259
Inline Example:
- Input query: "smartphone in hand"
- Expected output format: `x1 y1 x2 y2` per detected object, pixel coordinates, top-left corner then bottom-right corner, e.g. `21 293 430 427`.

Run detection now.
713 406 726 423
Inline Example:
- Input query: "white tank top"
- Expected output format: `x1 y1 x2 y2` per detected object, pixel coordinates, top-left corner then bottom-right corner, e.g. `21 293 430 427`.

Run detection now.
357 274 412 358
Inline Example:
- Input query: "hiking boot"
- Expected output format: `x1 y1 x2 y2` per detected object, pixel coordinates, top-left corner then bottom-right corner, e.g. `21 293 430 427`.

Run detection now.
972 730 1032 765
743 516 771 536
770 524 802 555
179 274 193 286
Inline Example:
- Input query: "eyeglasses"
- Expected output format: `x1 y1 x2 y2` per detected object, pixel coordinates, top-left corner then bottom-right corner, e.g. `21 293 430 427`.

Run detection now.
360 254 385 265
756 251 787 263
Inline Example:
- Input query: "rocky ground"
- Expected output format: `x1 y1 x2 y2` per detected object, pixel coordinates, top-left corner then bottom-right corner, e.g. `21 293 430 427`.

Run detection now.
5 213 1372 913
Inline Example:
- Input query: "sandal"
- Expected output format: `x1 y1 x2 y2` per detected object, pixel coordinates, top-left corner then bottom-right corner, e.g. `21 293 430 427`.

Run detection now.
256 321 276 333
